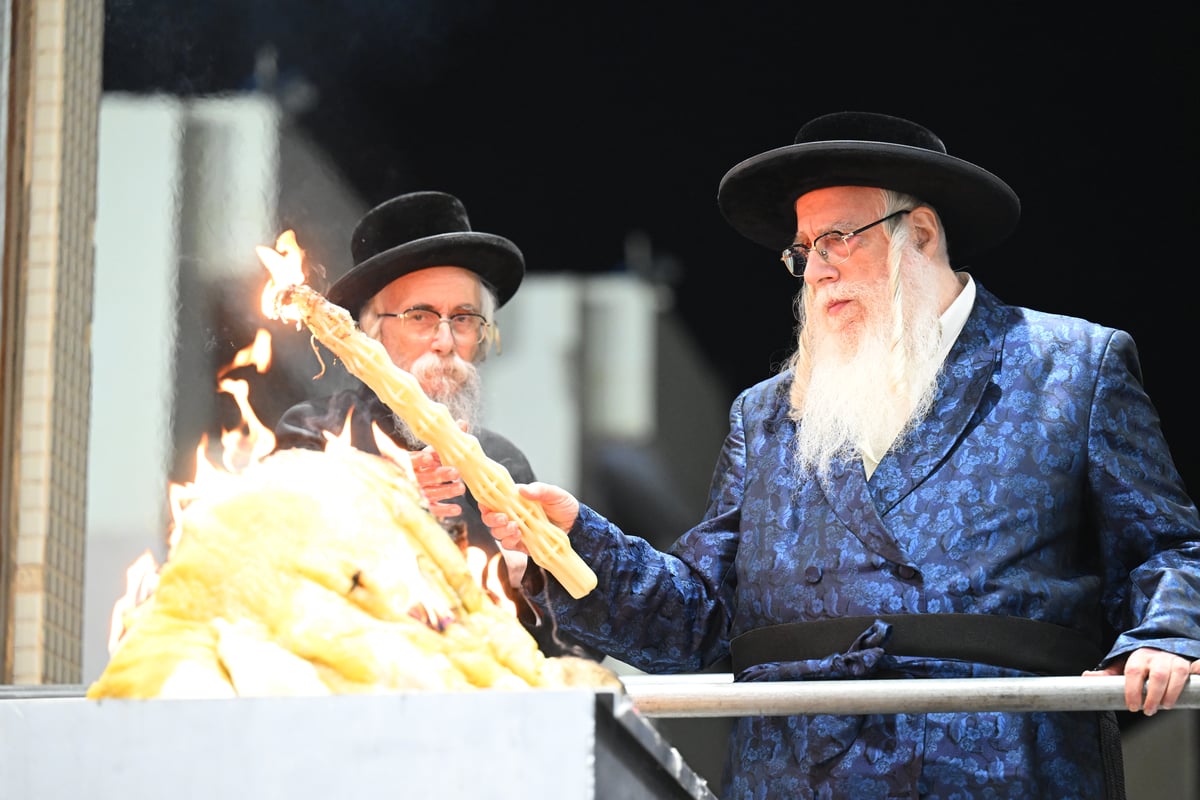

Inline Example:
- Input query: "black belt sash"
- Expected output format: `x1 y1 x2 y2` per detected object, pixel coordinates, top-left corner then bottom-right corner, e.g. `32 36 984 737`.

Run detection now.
730 614 1104 677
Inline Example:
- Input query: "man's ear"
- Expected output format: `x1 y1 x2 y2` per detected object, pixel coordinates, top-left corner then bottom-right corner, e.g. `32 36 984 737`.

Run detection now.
481 324 501 360
907 206 940 251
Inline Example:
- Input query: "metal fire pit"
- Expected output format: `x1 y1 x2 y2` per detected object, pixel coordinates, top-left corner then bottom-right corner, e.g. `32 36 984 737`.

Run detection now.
0 686 718 800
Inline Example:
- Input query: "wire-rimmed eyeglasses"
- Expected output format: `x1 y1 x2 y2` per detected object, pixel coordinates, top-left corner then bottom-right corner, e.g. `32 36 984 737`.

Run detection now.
378 307 490 344
780 209 911 277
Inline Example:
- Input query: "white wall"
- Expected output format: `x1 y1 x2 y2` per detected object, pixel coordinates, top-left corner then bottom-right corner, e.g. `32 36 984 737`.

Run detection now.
482 275 584 493
84 96 184 681
84 94 280 682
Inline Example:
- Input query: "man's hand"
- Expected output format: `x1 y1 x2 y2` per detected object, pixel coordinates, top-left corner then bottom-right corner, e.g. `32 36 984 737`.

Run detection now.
479 482 581 554
409 446 466 520
1082 647 1200 715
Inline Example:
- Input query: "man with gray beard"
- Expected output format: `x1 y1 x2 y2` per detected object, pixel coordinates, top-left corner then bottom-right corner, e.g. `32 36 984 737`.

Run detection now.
481 112 1200 798
790 209 946 478
274 191 597 660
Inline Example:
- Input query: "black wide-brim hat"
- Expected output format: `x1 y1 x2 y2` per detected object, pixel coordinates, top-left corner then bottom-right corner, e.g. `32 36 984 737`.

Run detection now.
717 111 1020 266
327 191 525 318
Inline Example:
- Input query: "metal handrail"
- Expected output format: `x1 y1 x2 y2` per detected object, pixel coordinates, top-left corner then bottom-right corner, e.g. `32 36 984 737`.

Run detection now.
620 674 1199 717
4 676 1197 718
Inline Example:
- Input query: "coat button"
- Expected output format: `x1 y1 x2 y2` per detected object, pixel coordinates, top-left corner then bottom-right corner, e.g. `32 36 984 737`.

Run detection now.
803 565 823 583
896 565 917 580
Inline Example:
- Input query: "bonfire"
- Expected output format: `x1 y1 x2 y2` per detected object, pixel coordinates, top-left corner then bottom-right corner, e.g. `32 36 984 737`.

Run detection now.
88 446 618 698
89 229 613 699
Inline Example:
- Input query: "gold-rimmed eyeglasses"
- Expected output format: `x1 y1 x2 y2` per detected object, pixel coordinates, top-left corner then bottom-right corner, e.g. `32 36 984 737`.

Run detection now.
780 209 911 277
378 307 490 344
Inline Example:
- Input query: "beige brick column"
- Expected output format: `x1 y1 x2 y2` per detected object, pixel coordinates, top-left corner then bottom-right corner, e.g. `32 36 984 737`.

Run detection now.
1 0 103 684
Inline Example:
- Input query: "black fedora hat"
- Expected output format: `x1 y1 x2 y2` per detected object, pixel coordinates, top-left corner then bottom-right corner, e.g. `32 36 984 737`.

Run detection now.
717 111 1020 266
327 191 525 318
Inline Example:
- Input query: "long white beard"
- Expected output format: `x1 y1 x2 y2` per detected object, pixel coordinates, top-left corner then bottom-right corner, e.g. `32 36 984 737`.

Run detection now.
391 351 483 443
791 255 946 477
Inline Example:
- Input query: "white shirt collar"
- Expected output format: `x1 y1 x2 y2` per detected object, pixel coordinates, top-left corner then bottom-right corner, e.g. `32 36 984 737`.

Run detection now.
861 272 975 477
937 272 975 362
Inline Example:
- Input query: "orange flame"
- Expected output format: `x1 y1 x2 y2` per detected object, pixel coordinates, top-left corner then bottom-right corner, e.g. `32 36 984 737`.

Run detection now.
217 373 276 470
320 409 358 453
167 437 220 552
109 229 520 654
106 549 161 654
466 547 517 616
484 554 517 615
256 230 307 325
218 328 272 378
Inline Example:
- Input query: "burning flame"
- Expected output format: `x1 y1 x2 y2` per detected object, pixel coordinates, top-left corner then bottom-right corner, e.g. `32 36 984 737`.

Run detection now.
218 330 277 472
167 437 227 552
107 550 160 654
109 437 262 650
256 230 306 325
101 323 325 651
467 548 518 616
218 328 273 377
108 258 521 650
109 327 282 650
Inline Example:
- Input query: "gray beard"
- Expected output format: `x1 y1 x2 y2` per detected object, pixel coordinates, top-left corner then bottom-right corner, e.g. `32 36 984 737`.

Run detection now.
792 265 946 478
390 357 484 447
794 321 942 477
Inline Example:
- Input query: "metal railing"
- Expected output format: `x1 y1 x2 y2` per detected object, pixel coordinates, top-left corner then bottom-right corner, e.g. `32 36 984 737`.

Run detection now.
621 673 1199 717
4 676 1197 719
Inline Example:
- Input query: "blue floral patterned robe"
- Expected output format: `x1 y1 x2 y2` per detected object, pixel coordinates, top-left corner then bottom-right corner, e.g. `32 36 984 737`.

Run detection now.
528 283 1200 799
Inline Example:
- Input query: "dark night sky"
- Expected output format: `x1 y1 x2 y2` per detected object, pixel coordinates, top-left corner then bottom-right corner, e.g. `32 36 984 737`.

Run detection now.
103 0 1198 496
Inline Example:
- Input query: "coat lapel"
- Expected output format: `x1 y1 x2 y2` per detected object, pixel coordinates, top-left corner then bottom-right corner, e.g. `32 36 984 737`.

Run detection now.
816 286 1010 560
819 453 912 565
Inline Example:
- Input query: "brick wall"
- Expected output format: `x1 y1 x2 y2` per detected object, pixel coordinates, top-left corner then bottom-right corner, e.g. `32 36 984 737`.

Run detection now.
4 0 102 684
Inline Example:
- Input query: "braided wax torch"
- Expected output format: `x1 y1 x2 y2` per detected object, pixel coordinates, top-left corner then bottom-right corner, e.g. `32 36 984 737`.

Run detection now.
257 231 598 599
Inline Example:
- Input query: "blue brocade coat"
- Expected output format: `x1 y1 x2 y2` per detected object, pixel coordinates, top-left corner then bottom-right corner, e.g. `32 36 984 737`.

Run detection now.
529 284 1200 799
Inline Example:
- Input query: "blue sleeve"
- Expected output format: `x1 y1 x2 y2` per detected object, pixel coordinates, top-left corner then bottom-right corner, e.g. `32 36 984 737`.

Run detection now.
529 390 751 673
1088 329 1200 661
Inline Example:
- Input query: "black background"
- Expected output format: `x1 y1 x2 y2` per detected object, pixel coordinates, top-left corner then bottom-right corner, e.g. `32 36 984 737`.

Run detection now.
103 0 1198 498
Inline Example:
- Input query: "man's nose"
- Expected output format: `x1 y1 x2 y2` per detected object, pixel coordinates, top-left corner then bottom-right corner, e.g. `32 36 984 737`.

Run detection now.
803 253 839 285
428 319 456 351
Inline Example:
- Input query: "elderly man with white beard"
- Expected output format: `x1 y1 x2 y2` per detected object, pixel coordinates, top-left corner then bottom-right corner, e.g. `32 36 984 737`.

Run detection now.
274 191 598 661
480 112 1200 799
